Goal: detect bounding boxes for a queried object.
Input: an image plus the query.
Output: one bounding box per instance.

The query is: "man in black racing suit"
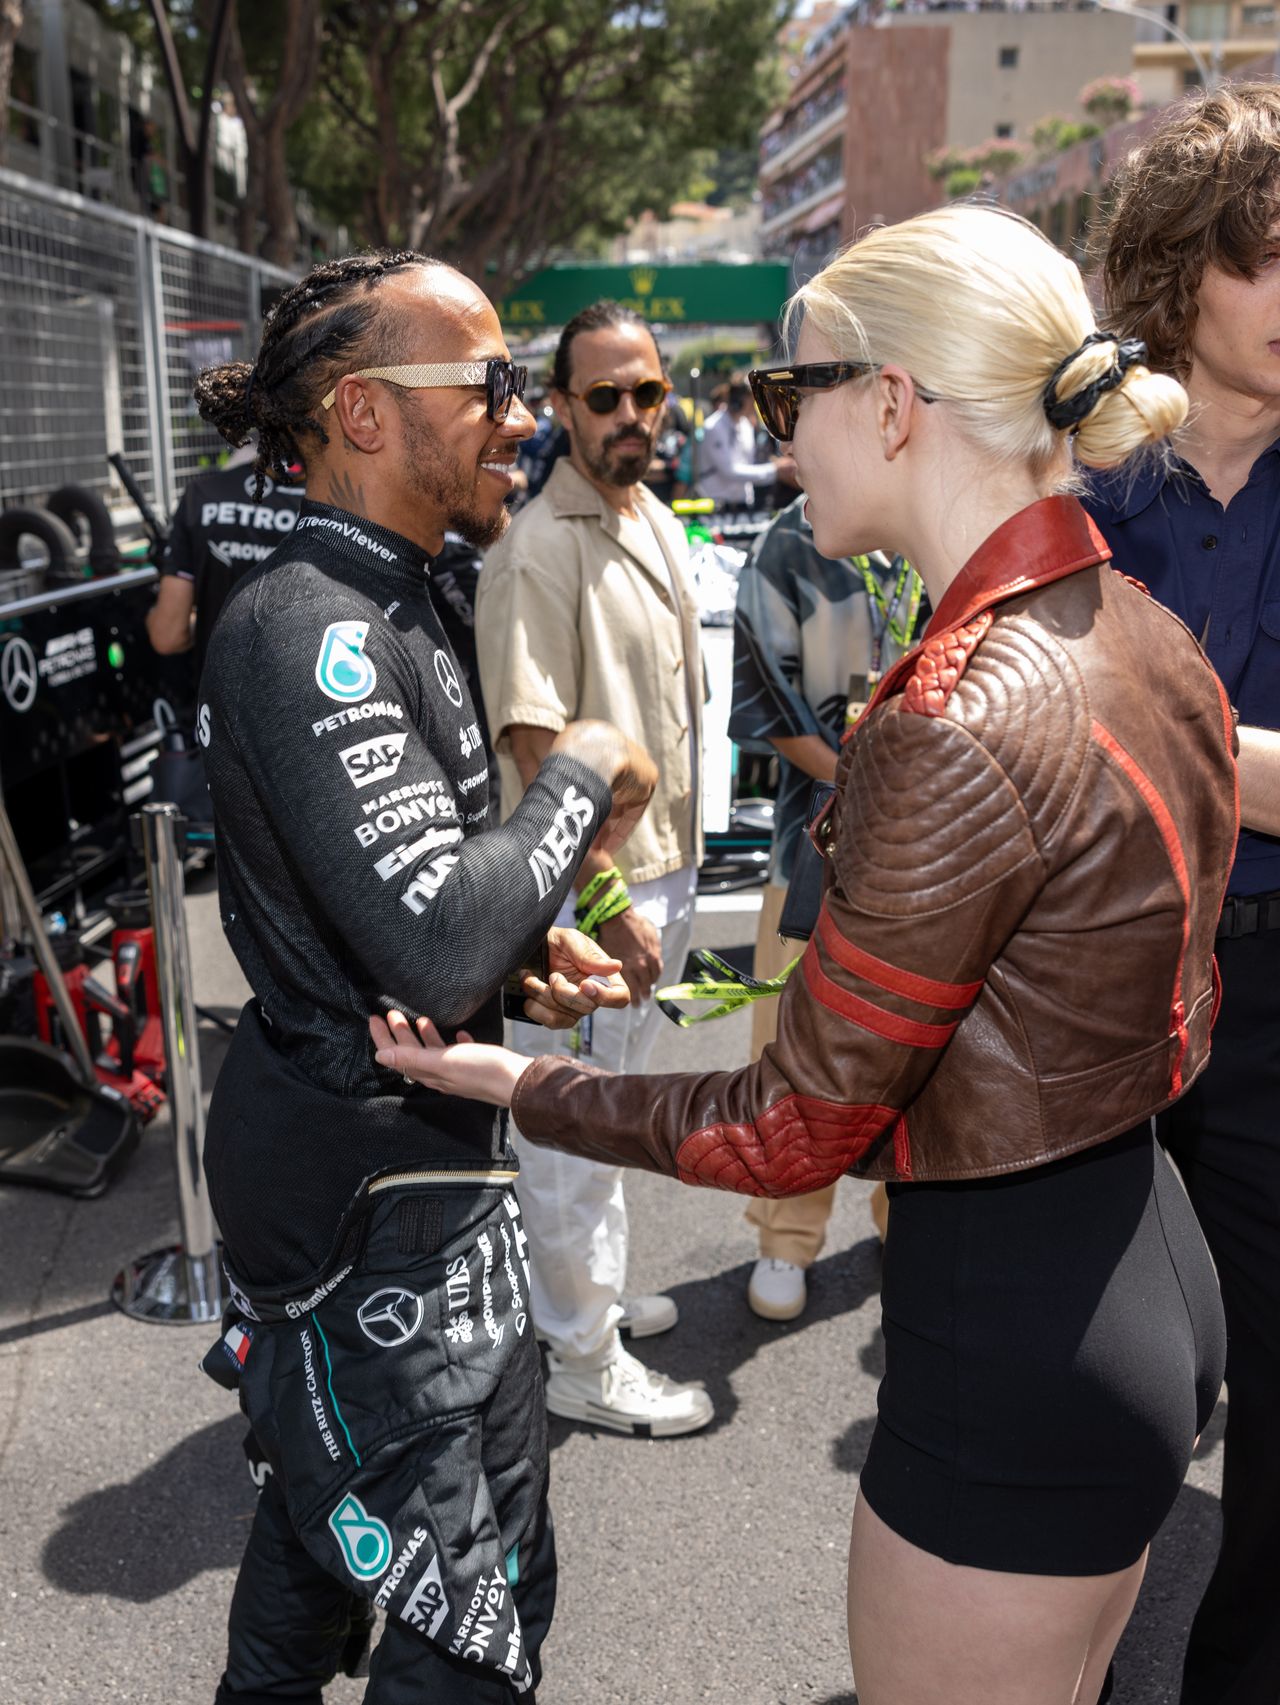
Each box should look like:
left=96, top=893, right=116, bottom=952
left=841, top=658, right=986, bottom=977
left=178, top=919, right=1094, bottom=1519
left=193, top=251, right=654, bottom=1705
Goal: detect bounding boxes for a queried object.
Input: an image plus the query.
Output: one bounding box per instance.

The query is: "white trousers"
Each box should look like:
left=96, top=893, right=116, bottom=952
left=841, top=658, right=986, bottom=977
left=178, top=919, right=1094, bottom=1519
left=508, top=877, right=695, bottom=1362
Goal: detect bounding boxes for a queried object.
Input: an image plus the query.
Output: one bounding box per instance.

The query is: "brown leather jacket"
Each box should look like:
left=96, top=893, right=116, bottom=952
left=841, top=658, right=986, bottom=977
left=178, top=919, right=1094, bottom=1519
left=513, top=497, right=1239, bottom=1191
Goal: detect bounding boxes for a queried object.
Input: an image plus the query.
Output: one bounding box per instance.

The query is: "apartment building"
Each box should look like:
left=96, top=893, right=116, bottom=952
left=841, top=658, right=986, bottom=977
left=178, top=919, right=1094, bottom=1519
left=760, top=1, right=1135, bottom=270
left=6, top=0, right=247, bottom=242
left=1131, top=0, right=1279, bottom=103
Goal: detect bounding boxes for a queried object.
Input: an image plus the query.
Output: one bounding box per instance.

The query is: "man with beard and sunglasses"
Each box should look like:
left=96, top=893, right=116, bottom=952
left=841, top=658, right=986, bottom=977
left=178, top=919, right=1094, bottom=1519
left=190, top=253, right=658, bottom=1704
left=476, top=301, right=713, bottom=1437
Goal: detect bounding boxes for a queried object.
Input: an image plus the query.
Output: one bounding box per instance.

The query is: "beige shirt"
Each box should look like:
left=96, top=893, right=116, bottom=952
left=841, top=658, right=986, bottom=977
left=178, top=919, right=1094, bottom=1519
left=476, top=458, right=704, bottom=886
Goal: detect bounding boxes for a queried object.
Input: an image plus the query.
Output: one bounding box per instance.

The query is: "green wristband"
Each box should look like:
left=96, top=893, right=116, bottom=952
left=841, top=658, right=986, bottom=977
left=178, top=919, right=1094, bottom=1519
left=576, top=866, right=623, bottom=913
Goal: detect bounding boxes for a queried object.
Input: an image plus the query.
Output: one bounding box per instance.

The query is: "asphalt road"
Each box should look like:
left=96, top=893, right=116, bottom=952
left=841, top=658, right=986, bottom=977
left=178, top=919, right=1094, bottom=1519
left=0, top=872, right=1225, bottom=1704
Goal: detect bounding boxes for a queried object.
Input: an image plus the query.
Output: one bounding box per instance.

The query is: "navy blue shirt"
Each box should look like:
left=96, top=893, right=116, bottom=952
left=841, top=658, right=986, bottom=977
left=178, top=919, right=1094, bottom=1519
left=1085, top=449, right=1280, bottom=895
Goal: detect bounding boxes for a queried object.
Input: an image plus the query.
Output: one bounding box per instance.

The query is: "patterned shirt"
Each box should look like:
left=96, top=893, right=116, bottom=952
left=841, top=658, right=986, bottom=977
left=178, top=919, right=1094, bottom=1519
left=729, top=496, right=922, bottom=882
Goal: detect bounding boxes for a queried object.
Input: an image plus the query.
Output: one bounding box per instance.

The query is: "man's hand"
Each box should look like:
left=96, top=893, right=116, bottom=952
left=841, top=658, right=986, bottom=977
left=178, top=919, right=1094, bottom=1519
left=518, top=927, right=631, bottom=1029
left=598, top=908, right=663, bottom=1003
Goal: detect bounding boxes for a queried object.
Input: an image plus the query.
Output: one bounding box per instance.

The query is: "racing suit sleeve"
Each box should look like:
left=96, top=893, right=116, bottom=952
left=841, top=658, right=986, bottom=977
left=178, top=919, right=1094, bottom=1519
left=228, top=589, right=613, bottom=1030
left=159, top=487, right=197, bottom=581
left=511, top=702, right=1046, bottom=1191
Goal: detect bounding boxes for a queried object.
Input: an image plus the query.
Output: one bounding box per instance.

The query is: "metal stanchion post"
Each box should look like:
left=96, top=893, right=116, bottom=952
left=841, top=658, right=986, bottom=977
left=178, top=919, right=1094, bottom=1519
left=112, top=803, right=224, bottom=1324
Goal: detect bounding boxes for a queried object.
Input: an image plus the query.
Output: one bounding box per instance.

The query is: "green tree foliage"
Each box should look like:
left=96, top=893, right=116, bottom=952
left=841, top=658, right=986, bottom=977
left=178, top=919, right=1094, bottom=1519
left=1030, top=113, right=1102, bottom=155
left=289, top=0, right=784, bottom=292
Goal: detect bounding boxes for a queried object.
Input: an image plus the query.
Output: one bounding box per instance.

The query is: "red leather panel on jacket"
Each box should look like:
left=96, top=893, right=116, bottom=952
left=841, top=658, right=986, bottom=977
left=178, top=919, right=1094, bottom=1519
left=512, top=496, right=1239, bottom=1188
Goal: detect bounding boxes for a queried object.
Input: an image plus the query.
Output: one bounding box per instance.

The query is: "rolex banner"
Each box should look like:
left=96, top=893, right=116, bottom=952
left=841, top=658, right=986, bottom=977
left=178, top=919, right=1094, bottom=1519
left=497, top=263, right=790, bottom=329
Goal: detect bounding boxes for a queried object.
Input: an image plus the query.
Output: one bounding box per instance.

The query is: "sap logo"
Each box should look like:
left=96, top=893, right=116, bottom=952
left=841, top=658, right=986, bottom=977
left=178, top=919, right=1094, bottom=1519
left=371, top=825, right=463, bottom=882
left=339, top=732, right=408, bottom=788
left=401, top=1553, right=450, bottom=1638
left=527, top=785, right=595, bottom=900
left=354, top=794, right=457, bottom=847
left=401, top=853, right=460, bottom=914
left=374, top=1524, right=429, bottom=1608
left=197, top=702, right=212, bottom=748
left=316, top=622, right=376, bottom=703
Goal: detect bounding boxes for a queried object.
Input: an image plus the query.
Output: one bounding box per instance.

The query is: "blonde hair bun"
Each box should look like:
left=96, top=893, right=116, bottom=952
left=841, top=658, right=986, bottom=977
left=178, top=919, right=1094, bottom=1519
left=793, top=205, right=1188, bottom=475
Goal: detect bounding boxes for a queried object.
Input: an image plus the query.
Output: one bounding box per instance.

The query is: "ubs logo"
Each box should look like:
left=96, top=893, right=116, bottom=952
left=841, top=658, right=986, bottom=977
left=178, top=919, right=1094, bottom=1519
left=356, top=1287, right=424, bottom=1347
left=1, top=637, right=37, bottom=713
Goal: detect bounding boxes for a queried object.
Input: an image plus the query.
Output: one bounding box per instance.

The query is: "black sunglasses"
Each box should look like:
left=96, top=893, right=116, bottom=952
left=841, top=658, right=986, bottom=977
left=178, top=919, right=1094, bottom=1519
left=568, top=378, right=673, bottom=416
left=748, top=361, right=936, bottom=442
left=485, top=358, right=529, bottom=423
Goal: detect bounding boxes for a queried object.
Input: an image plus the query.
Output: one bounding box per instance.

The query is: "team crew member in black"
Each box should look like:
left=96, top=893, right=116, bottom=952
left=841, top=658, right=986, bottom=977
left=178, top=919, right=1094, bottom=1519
left=147, top=449, right=304, bottom=684
left=192, top=250, right=657, bottom=1705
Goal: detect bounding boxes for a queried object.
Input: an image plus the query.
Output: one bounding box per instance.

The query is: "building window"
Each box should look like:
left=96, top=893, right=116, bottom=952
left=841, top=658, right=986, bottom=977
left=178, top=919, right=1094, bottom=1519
left=999, top=45, right=1019, bottom=67
left=1164, top=1, right=1178, bottom=18
left=1186, top=1, right=1228, bottom=34
left=1242, top=3, right=1275, bottom=23
left=995, top=122, right=1014, bottom=138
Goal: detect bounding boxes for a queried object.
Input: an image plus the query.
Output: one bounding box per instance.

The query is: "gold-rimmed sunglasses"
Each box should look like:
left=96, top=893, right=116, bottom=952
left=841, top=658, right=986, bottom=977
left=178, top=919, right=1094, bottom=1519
left=320, top=358, right=528, bottom=422
left=566, top=378, right=673, bottom=415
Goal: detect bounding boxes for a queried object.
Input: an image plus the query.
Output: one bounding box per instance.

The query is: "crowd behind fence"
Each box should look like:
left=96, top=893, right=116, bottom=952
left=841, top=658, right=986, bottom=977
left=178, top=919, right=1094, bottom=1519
left=0, top=167, right=295, bottom=526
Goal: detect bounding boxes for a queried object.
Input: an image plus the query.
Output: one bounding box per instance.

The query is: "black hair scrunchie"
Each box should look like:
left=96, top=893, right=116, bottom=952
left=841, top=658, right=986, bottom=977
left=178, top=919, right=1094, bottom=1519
left=1042, top=331, right=1148, bottom=432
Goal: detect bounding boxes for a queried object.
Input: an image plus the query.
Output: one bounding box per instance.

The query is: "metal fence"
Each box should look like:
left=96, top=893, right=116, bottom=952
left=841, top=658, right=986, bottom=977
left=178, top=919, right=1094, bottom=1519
left=0, top=166, right=294, bottom=523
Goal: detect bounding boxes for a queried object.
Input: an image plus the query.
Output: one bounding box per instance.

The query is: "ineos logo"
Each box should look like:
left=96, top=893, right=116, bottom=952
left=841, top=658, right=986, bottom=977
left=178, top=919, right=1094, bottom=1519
left=434, top=648, right=463, bottom=709
left=1, top=637, right=37, bottom=713
left=356, top=1287, right=424, bottom=1347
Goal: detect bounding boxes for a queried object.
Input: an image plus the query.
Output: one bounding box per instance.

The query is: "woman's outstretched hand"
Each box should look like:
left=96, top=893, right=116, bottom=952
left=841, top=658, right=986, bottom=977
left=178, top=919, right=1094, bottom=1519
left=370, top=1011, right=526, bottom=1106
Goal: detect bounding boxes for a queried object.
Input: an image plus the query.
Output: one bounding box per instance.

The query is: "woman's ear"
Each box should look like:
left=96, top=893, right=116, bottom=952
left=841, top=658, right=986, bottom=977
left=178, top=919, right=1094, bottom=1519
left=876, top=364, right=917, bottom=462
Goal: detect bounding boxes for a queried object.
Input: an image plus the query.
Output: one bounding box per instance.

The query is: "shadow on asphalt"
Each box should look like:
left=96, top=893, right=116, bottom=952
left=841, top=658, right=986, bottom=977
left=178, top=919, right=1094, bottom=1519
left=0, top=1299, right=115, bottom=1348
left=547, top=1233, right=885, bottom=1447
left=1112, top=1471, right=1222, bottom=1700
left=41, top=1413, right=251, bottom=1600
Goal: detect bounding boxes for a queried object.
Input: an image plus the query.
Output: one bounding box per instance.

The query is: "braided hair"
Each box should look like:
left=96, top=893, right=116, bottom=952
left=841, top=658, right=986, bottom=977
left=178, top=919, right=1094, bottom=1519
left=193, top=249, right=434, bottom=498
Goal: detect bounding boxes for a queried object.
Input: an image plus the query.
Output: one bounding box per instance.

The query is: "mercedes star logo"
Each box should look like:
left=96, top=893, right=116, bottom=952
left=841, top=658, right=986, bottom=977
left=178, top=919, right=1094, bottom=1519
left=1, top=637, right=37, bottom=714
left=357, top=1287, right=425, bottom=1347
left=434, top=648, right=464, bottom=709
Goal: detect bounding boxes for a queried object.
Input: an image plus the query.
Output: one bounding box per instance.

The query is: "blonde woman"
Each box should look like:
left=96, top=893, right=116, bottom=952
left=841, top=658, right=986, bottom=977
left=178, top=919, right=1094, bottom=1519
left=371, top=207, right=1238, bottom=1703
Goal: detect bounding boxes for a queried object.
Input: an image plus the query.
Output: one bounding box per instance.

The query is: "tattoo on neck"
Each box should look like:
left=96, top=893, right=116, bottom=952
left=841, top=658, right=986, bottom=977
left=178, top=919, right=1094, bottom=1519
left=326, top=466, right=366, bottom=517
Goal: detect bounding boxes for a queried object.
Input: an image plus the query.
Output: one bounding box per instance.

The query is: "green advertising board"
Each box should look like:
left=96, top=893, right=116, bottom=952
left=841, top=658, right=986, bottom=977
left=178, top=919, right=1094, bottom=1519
left=496, top=262, right=790, bottom=329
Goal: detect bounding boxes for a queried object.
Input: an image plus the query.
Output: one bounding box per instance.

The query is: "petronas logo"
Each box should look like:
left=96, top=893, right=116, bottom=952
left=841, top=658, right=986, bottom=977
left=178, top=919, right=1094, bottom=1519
left=329, top=1493, right=393, bottom=1580
left=630, top=267, right=657, bottom=297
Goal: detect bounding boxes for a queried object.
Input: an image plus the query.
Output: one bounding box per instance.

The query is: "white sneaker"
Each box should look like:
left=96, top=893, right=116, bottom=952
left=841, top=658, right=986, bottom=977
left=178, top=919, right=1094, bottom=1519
left=618, top=1293, right=678, bottom=1339
left=544, top=1345, right=714, bottom=1437
left=747, top=1258, right=807, bottom=1321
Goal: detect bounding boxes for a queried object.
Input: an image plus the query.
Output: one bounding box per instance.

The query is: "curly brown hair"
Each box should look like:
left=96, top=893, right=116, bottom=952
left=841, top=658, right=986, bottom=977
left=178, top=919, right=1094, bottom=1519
left=193, top=249, right=435, bottom=497
left=1094, top=83, right=1280, bottom=380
